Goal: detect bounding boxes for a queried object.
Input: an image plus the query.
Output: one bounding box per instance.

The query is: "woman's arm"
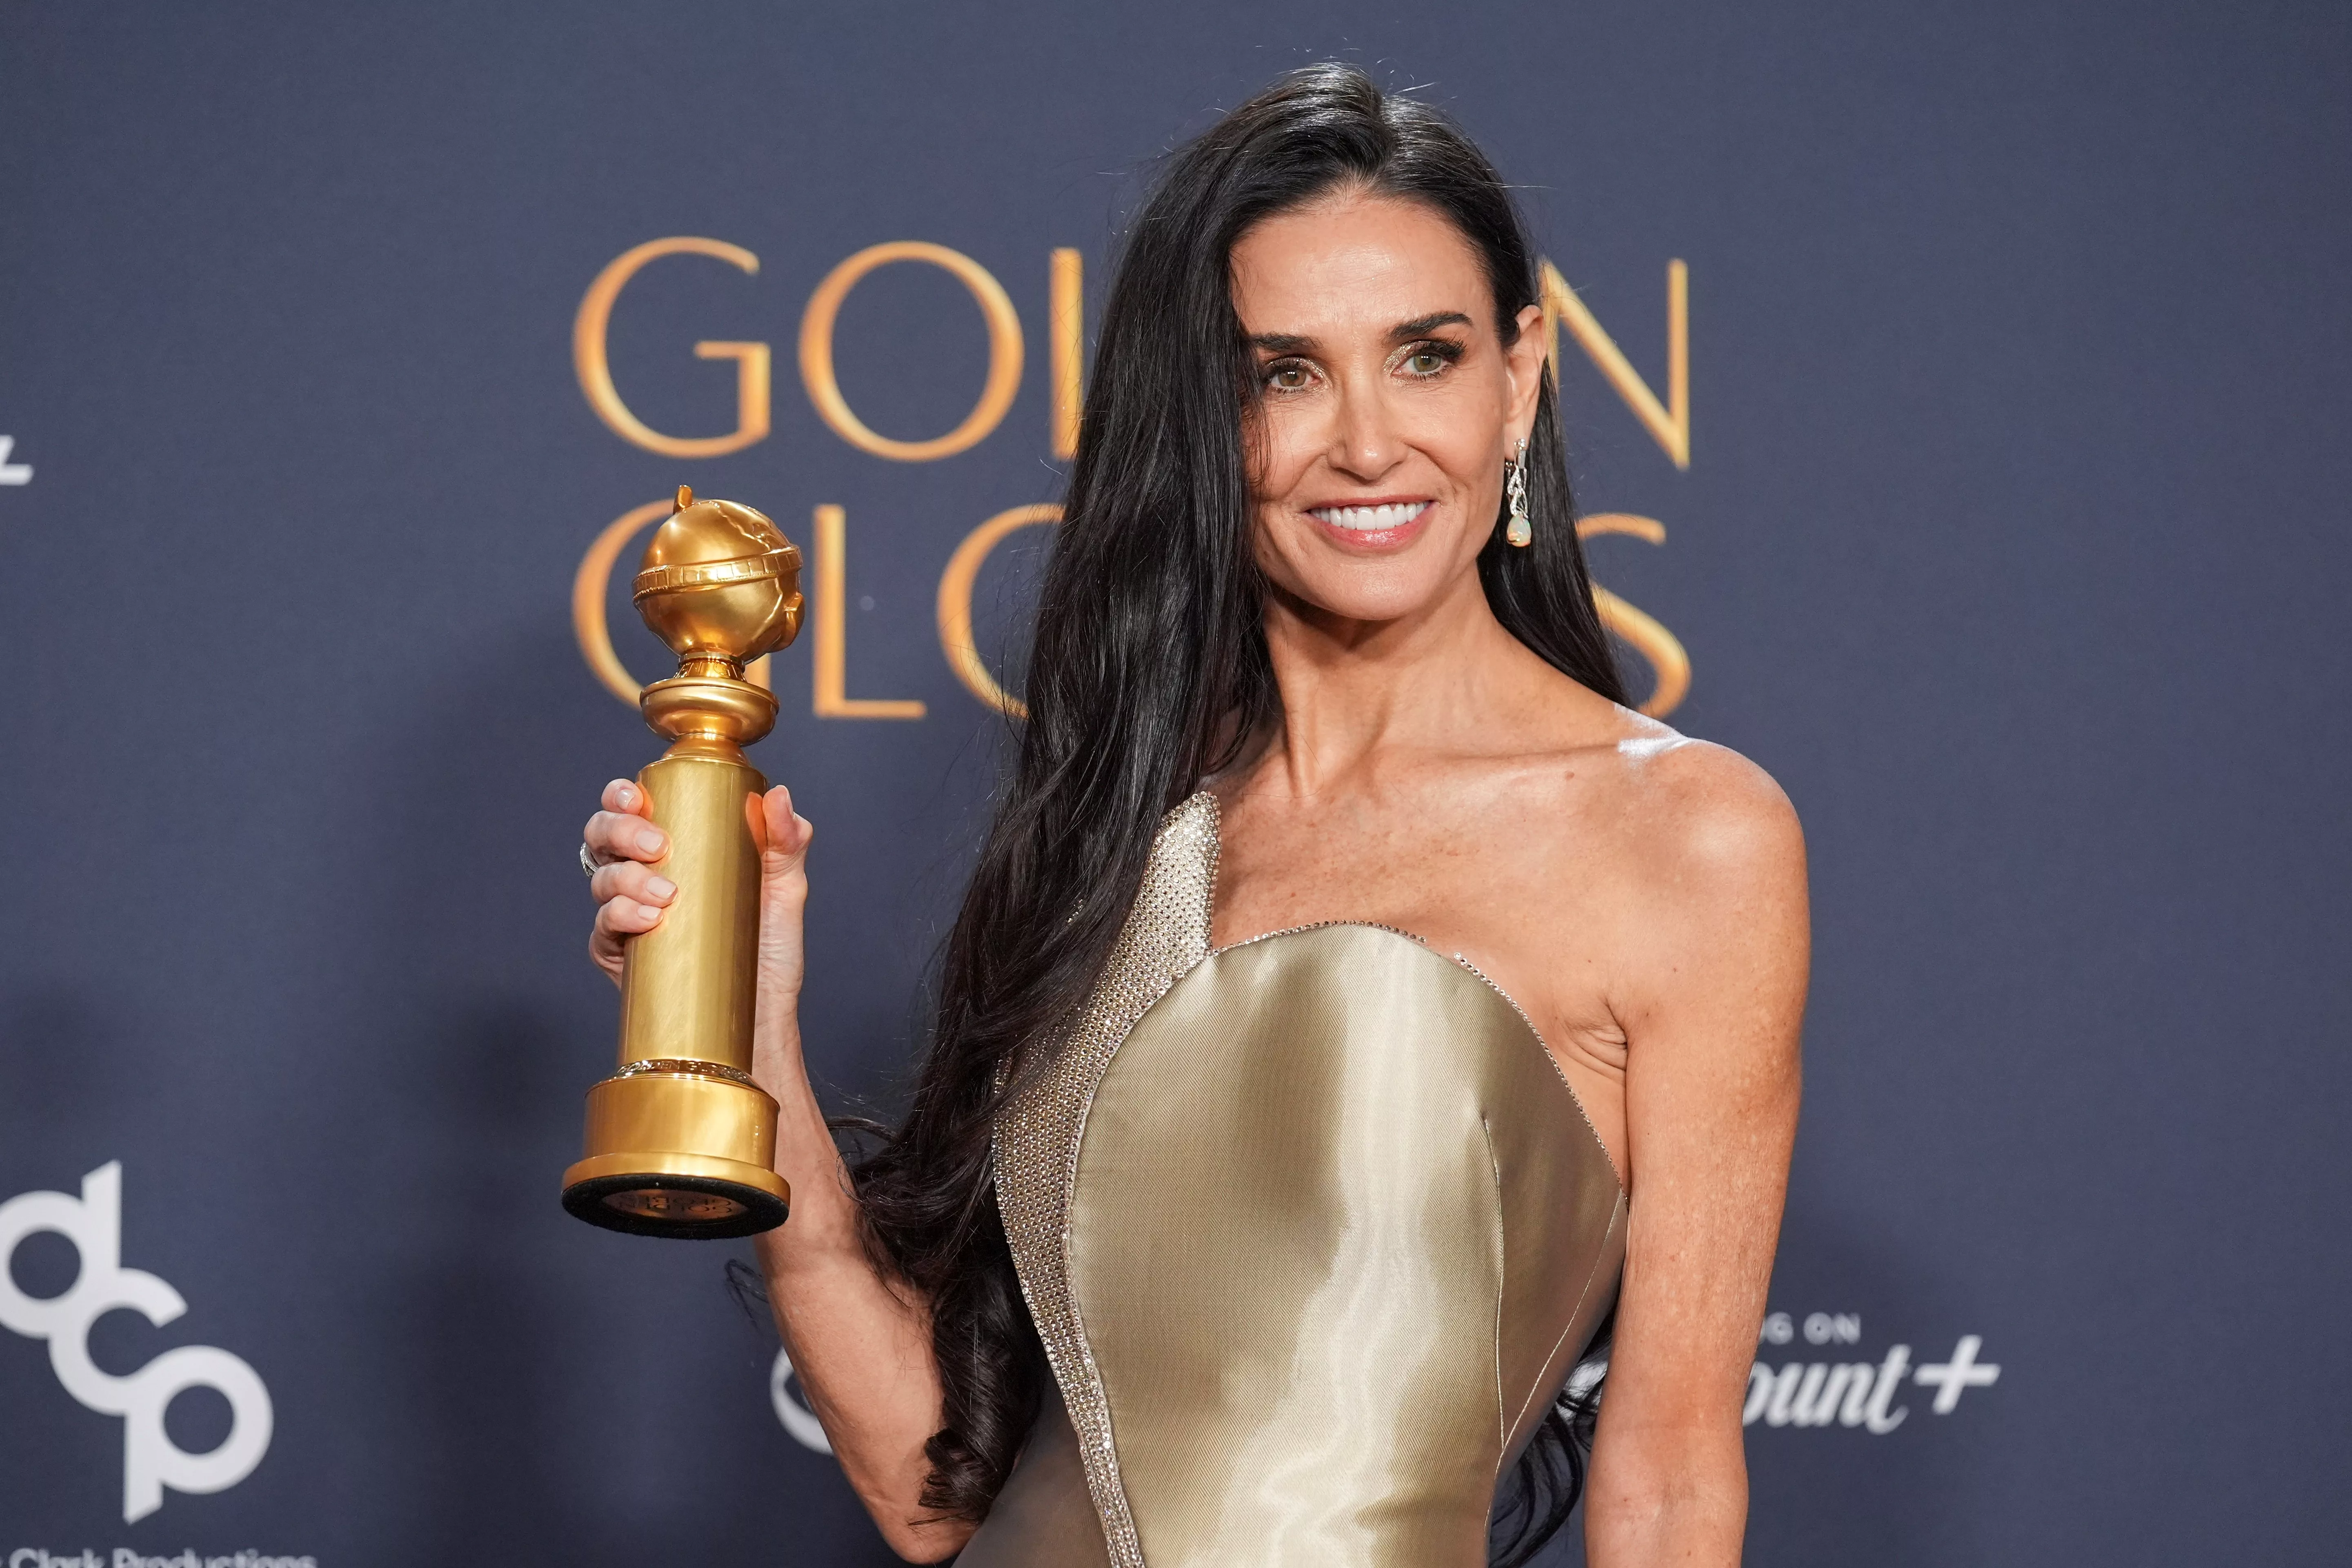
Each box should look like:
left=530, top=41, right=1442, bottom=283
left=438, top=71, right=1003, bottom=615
left=586, top=782, right=974, bottom=1562
left=1582, top=748, right=1809, bottom=1567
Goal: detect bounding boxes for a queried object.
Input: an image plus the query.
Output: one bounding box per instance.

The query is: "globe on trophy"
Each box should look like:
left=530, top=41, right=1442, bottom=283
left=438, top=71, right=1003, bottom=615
left=562, top=487, right=802, bottom=1239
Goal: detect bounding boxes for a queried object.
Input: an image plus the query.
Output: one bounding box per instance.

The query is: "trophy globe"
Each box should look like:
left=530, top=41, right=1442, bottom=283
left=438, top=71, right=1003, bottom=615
left=631, top=490, right=803, bottom=746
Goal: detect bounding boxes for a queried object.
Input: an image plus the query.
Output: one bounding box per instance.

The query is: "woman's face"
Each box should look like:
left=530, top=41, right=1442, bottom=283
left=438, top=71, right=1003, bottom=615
left=1229, top=188, right=1547, bottom=627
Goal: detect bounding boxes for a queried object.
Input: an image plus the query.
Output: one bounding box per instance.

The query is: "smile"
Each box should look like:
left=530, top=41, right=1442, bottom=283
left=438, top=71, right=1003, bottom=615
left=1306, top=501, right=1430, bottom=532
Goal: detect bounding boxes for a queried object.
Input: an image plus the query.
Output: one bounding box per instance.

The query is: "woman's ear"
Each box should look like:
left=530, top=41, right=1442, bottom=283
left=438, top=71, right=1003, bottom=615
left=1505, top=302, right=1548, bottom=440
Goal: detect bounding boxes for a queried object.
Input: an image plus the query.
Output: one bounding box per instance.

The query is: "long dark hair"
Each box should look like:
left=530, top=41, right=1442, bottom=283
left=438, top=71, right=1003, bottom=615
left=848, top=62, right=1628, bottom=1563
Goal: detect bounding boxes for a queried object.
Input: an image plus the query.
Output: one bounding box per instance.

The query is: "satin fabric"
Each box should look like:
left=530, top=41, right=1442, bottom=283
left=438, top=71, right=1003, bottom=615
left=967, top=911, right=1623, bottom=1566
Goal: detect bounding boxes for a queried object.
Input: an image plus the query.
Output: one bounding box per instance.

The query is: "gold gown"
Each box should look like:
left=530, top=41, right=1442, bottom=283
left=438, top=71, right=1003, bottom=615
left=960, top=794, right=1626, bottom=1568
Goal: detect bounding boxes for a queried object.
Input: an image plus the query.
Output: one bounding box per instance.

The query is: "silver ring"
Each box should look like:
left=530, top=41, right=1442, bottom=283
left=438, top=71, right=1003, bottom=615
left=580, top=841, right=604, bottom=880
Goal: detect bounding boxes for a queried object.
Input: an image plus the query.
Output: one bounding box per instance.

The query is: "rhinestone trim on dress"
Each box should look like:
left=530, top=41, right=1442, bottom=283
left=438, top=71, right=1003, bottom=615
left=991, top=792, right=1220, bottom=1568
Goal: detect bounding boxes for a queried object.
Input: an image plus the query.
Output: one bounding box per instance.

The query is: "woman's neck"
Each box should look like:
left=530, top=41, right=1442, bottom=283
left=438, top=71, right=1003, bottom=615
left=1252, top=565, right=1560, bottom=799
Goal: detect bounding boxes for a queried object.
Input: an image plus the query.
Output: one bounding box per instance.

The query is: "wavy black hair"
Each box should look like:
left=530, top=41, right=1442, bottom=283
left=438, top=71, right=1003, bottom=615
left=846, top=61, right=1627, bottom=1564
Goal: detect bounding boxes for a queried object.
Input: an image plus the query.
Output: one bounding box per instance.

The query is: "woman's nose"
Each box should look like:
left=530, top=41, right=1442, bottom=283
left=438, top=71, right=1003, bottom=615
left=1329, top=384, right=1405, bottom=481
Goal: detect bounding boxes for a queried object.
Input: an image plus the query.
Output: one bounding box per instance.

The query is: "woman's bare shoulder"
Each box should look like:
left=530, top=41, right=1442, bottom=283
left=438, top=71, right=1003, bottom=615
left=1569, top=712, right=1805, bottom=894
left=1533, top=711, right=1809, bottom=1036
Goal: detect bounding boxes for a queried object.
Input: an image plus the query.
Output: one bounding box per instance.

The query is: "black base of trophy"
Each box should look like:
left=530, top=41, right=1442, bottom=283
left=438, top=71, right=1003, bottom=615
left=561, top=1171, right=789, bottom=1240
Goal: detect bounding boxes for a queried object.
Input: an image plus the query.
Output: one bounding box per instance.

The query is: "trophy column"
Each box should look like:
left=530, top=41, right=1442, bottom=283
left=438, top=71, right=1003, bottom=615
left=562, top=487, right=803, bottom=1239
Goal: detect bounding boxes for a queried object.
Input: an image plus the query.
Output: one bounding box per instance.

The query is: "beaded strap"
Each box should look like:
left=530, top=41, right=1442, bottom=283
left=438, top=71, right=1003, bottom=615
left=991, top=793, right=1219, bottom=1568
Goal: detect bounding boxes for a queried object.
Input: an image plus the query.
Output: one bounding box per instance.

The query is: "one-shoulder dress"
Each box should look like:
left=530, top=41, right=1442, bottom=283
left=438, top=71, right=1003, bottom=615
left=958, top=792, right=1626, bottom=1568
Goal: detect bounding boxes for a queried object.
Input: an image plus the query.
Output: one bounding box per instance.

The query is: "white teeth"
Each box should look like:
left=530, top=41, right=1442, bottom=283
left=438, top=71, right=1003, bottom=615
left=1308, top=502, right=1429, bottom=531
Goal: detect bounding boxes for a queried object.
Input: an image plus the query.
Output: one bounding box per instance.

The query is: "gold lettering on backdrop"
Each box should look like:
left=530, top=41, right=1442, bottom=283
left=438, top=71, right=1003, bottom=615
left=938, top=504, right=1061, bottom=716
left=569, top=237, right=1698, bottom=720
left=1050, top=249, right=1084, bottom=460
left=574, top=500, right=772, bottom=703
left=811, top=505, right=926, bottom=718
left=574, top=238, right=772, bottom=458
left=1540, top=259, right=1690, bottom=470
left=800, top=242, right=1024, bottom=462
left=1576, top=513, right=1689, bottom=717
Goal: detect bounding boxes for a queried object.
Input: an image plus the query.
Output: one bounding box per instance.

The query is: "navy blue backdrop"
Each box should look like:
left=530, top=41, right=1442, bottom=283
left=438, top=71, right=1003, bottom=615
left=2, top=3, right=2348, bottom=1564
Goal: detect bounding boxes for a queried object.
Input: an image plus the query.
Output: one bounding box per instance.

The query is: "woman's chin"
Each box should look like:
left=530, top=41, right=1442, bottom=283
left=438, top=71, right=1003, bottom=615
left=1280, top=568, right=1457, bottom=627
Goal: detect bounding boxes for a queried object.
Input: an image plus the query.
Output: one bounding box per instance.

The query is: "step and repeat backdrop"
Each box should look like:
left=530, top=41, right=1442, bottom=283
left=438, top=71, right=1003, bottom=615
left=2, top=3, right=2346, bottom=1564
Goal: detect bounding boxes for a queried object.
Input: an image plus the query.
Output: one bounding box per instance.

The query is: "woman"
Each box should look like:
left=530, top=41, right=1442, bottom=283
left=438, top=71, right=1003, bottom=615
left=582, top=64, right=1805, bottom=1568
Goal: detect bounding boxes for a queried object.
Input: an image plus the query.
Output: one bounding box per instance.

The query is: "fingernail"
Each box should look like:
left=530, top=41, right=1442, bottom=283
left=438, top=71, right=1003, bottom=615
left=635, top=828, right=664, bottom=854
left=616, top=784, right=637, bottom=807
left=646, top=876, right=676, bottom=901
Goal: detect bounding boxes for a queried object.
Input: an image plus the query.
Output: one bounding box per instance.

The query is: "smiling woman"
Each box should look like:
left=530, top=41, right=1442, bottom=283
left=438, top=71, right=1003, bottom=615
left=1237, top=199, right=1550, bottom=614
left=581, top=60, right=1807, bottom=1568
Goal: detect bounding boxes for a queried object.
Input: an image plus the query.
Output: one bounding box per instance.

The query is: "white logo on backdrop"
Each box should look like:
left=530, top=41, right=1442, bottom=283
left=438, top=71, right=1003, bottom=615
left=0, top=436, right=30, bottom=485
left=1745, top=1310, right=1999, bottom=1432
left=770, top=1346, right=833, bottom=1453
left=0, top=1164, right=275, bottom=1521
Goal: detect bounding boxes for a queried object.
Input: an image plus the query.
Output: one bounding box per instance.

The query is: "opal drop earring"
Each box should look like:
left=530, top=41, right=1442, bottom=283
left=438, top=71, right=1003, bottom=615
left=1504, top=436, right=1532, bottom=547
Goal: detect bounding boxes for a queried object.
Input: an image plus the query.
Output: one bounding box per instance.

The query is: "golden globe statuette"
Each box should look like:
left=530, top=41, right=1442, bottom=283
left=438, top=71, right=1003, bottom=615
left=562, top=487, right=803, bottom=1239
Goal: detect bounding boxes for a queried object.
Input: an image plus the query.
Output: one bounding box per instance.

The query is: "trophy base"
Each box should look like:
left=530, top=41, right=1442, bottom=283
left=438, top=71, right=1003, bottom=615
left=561, top=1065, right=789, bottom=1239
left=561, top=1151, right=790, bottom=1239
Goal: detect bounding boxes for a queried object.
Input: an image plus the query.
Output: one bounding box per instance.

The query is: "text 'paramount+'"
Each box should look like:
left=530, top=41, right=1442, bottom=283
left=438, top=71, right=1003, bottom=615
left=1746, top=1311, right=2001, bottom=1432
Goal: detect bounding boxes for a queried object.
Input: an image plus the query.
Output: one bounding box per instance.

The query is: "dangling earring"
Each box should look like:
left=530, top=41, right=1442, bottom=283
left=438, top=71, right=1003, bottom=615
left=1504, top=436, right=1532, bottom=547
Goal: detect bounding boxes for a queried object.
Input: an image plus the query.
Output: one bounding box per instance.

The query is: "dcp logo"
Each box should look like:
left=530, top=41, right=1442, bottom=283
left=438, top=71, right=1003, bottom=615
left=0, top=1163, right=273, bottom=1521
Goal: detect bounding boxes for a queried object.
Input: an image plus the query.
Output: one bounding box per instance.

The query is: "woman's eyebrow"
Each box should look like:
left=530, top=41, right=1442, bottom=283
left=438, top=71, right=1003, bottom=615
left=1248, top=311, right=1472, bottom=356
left=1389, top=311, right=1472, bottom=340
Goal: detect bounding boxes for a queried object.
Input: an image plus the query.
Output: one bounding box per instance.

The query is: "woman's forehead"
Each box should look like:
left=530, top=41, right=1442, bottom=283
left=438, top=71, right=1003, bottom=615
left=1230, top=192, right=1489, bottom=338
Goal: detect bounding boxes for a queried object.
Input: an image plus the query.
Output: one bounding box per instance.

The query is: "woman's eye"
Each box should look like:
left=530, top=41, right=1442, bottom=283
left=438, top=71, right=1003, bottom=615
left=1267, top=363, right=1313, bottom=391
left=1404, top=349, right=1449, bottom=376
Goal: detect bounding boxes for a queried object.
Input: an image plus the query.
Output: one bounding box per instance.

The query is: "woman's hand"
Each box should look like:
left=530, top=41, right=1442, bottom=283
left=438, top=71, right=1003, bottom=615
left=582, top=779, right=815, bottom=1000
left=749, top=783, right=816, bottom=1054
left=747, top=785, right=819, bottom=1120
left=582, top=778, right=675, bottom=985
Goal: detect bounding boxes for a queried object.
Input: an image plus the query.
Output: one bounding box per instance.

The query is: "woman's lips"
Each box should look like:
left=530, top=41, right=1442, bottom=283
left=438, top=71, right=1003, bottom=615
left=1305, top=499, right=1432, bottom=550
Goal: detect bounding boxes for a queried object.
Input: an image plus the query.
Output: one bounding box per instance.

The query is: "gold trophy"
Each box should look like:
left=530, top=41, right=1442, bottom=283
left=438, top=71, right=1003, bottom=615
left=562, top=487, right=803, bottom=1239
